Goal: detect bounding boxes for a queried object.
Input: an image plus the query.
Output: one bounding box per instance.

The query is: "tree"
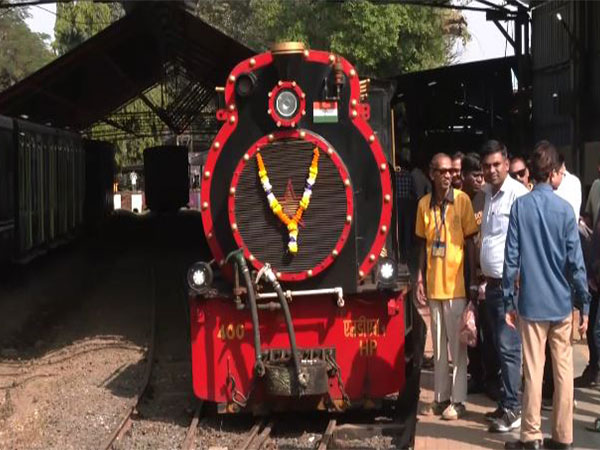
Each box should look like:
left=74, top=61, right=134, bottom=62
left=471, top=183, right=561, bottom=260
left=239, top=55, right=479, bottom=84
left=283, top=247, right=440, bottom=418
left=53, top=1, right=164, bottom=168
left=0, top=7, right=53, bottom=91
left=53, top=1, right=123, bottom=56
left=194, top=0, right=468, bottom=78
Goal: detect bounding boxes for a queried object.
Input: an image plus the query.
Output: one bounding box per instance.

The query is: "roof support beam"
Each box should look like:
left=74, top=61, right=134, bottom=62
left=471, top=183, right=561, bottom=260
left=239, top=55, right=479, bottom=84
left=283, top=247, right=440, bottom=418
left=36, top=84, right=142, bottom=137
left=492, top=20, right=516, bottom=50
left=101, top=54, right=179, bottom=132
left=101, top=117, right=141, bottom=137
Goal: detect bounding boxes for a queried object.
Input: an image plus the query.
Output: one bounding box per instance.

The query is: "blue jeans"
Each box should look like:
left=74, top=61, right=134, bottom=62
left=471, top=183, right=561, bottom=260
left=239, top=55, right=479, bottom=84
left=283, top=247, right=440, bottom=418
left=485, top=284, right=522, bottom=411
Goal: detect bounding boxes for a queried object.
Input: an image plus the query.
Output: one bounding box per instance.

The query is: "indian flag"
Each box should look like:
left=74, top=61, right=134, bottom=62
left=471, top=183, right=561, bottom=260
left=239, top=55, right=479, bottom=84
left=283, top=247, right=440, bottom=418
left=313, top=101, right=338, bottom=123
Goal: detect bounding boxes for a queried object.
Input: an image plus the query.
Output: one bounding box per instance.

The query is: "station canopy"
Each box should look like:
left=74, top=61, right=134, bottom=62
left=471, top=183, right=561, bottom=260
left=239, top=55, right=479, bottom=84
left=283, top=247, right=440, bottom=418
left=0, top=2, right=254, bottom=140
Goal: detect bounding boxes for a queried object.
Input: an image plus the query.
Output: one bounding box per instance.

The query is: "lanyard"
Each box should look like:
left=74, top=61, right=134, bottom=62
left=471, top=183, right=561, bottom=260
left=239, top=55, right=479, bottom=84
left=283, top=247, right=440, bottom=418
left=433, top=201, right=446, bottom=240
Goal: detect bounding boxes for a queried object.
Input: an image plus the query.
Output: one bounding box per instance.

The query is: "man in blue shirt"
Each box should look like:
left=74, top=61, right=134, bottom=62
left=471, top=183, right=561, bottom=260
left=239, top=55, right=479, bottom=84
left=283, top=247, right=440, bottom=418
left=503, top=141, right=590, bottom=450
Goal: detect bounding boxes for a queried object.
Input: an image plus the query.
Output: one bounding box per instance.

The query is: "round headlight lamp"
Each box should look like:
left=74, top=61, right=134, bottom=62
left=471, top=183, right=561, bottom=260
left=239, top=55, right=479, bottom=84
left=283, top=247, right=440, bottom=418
left=187, top=261, right=213, bottom=294
left=376, top=257, right=397, bottom=289
left=274, top=89, right=299, bottom=118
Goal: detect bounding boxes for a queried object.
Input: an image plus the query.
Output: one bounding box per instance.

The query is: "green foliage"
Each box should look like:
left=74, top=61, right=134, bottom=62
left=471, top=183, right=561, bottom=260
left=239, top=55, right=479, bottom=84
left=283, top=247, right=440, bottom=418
left=0, top=8, right=53, bottom=91
left=194, top=0, right=468, bottom=77
left=53, top=1, right=160, bottom=168
left=89, top=87, right=168, bottom=168
left=53, top=1, right=124, bottom=55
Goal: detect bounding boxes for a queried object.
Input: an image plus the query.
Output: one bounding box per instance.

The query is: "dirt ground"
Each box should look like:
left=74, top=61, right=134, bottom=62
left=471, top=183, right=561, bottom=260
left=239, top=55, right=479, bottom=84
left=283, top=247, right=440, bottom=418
left=0, top=211, right=208, bottom=450
left=0, top=240, right=153, bottom=449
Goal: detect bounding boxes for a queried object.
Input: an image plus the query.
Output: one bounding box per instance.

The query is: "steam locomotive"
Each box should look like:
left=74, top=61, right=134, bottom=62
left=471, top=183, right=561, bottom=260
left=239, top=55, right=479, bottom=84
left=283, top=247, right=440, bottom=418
left=188, top=43, right=419, bottom=419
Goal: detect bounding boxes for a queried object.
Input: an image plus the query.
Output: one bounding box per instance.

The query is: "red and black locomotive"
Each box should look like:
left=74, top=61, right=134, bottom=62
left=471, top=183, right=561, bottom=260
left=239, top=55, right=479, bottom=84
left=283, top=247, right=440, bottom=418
left=188, top=42, right=419, bottom=417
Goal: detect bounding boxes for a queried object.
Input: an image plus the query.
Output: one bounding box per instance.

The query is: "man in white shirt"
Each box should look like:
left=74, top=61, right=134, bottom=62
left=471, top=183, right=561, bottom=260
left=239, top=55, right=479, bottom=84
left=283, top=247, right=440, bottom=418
left=480, top=140, right=530, bottom=433
left=555, top=157, right=582, bottom=220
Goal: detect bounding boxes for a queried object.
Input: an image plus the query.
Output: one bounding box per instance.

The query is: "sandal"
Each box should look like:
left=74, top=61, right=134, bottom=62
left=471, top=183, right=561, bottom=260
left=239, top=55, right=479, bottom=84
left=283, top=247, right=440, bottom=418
left=586, top=418, right=600, bottom=433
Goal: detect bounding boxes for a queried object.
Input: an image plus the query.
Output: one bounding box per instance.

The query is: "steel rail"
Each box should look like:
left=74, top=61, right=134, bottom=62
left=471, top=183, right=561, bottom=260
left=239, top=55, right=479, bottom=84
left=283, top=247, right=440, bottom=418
left=240, top=419, right=274, bottom=450
left=181, top=405, right=205, bottom=450
left=100, top=267, right=157, bottom=450
left=317, top=419, right=337, bottom=450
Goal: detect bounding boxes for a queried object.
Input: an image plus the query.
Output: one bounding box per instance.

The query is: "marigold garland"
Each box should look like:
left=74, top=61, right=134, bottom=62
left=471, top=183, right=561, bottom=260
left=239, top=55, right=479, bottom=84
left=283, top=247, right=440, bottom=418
left=256, top=147, right=320, bottom=253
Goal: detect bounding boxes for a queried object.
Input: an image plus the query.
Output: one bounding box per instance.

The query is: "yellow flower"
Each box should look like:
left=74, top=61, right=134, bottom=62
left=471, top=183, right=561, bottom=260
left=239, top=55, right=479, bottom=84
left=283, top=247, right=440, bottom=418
left=256, top=147, right=320, bottom=254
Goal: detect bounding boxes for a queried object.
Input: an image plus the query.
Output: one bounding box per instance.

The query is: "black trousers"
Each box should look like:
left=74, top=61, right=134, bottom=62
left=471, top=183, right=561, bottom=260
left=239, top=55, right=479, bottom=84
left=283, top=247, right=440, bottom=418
left=468, top=299, right=501, bottom=388
left=587, top=291, right=600, bottom=371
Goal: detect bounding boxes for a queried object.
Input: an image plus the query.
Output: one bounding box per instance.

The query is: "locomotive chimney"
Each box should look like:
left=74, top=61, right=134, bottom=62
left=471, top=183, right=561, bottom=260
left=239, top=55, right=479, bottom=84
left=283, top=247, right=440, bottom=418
left=270, top=42, right=305, bottom=81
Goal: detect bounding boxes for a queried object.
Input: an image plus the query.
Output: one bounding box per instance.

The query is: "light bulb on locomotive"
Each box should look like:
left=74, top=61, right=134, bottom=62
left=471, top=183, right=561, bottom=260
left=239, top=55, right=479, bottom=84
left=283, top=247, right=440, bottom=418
left=376, top=257, right=398, bottom=289
left=187, top=261, right=213, bottom=294
left=274, top=90, right=299, bottom=118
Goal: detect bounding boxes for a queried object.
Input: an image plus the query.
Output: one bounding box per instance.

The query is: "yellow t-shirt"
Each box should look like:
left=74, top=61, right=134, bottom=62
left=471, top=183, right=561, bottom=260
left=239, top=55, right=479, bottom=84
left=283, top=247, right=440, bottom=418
left=415, top=189, right=478, bottom=300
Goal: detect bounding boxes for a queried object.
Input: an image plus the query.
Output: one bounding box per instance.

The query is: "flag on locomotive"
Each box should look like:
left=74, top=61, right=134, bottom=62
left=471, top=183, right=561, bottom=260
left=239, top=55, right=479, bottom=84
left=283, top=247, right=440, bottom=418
left=187, top=42, right=418, bottom=416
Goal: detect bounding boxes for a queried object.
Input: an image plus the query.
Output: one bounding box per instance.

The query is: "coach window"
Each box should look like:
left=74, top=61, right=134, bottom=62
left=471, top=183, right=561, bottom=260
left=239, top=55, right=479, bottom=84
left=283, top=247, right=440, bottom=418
left=0, top=129, right=14, bottom=227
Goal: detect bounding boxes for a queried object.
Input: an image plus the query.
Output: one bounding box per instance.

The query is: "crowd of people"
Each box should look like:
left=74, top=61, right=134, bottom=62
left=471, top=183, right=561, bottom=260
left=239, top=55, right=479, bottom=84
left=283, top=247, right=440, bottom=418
left=398, top=140, right=600, bottom=449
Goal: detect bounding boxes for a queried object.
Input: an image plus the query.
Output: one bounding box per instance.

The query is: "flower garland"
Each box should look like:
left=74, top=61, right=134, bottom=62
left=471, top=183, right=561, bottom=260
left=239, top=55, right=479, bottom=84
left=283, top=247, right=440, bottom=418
left=256, top=147, right=320, bottom=254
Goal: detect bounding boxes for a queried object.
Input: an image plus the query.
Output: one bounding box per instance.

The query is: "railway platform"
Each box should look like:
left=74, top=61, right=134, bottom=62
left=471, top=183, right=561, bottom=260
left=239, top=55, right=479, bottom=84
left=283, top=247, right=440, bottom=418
left=415, top=333, right=600, bottom=449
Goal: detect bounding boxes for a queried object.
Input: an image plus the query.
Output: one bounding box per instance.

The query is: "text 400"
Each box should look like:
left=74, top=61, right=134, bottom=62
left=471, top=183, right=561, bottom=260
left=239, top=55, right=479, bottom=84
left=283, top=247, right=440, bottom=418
left=217, top=323, right=245, bottom=340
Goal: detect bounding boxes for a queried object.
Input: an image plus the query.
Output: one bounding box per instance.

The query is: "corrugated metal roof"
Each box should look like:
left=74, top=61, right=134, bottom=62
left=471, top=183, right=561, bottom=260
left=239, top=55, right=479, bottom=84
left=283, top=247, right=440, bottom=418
left=0, top=3, right=254, bottom=131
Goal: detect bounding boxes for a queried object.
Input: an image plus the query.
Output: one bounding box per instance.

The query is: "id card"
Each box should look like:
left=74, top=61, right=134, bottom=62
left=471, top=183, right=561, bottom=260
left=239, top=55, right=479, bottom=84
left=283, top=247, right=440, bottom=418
left=432, top=240, right=446, bottom=258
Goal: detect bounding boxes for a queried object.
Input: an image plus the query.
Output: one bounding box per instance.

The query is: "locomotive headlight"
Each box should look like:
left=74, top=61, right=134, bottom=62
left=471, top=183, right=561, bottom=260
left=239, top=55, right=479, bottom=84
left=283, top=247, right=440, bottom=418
left=376, top=257, right=397, bottom=289
left=274, top=89, right=299, bottom=118
left=187, top=261, right=213, bottom=294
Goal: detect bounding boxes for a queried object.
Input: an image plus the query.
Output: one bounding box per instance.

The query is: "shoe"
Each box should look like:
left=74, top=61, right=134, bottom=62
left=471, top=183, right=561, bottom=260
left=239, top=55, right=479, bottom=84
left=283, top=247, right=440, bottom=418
left=489, top=408, right=521, bottom=433
left=574, top=366, right=599, bottom=388
left=504, top=439, right=542, bottom=449
left=485, top=406, right=505, bottom=422
left=422, top=355, right=434, bottom=369
left=442, top=402, right=466, bottom=420
left=421, top=399, right=450, bottom=416
left=542, top=438, right=573, bottom=449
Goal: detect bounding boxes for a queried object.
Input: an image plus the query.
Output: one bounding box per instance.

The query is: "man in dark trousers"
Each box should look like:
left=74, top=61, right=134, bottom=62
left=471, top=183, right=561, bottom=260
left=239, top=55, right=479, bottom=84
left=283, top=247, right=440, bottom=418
left=462, top=153, right=501, bottom=400
left=480, top=141, right=529, bottom=432
left=503, top=141, right=590, bottom=450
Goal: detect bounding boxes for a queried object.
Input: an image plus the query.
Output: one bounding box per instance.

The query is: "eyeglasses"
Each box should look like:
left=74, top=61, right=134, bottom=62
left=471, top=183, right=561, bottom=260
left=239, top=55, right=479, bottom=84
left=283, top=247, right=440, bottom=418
left=433, top=168, right=453, bottom=175
left=510, top=168, right=527, bottom=179
left=467, top=172, right=484, bottom=179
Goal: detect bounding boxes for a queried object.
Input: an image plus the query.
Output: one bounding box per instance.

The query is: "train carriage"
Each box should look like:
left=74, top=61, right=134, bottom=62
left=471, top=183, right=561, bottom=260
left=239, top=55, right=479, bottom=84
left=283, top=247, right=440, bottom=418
left=0, top=115, right=114, bottom=264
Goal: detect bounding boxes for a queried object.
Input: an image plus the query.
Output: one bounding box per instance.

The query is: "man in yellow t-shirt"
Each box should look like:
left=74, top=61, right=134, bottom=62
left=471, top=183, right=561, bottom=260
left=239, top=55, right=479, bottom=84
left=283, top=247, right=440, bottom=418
left=415, top=153, right=478, bottom=421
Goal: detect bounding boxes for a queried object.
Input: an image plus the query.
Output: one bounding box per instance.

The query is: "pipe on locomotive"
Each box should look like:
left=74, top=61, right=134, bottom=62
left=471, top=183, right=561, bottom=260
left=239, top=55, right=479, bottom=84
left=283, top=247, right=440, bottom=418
left=257, top=263, right=307, bottom=391
left=226, top=249, right=265, bottom=378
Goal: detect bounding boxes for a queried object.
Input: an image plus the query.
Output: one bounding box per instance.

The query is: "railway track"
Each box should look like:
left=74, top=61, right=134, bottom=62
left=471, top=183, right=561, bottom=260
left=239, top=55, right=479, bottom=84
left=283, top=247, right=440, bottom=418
left=101, top=244, right=204, bottom=450
left=101, top=265, right=158, bottom=450
left=235, top=414, right=407, bottom=450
